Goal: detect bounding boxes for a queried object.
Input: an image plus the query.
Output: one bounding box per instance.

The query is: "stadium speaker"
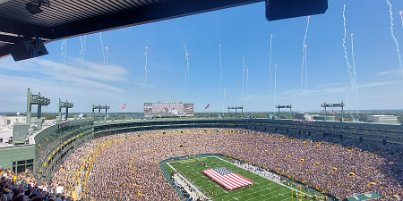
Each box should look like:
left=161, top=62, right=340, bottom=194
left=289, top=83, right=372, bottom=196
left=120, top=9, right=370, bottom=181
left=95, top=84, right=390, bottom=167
left=11, top=37, right=48, bottom=61
left=265, top=0, right=328, bottom=21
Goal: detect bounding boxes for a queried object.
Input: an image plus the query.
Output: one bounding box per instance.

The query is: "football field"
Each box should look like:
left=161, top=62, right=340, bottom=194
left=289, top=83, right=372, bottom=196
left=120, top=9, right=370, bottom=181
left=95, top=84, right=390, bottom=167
left=168, top=156, right=320, bottom=201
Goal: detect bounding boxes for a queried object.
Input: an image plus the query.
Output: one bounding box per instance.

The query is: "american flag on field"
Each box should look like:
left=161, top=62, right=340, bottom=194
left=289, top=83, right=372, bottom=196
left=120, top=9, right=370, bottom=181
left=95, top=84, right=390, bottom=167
left=203, top=167, right=253, bottom=190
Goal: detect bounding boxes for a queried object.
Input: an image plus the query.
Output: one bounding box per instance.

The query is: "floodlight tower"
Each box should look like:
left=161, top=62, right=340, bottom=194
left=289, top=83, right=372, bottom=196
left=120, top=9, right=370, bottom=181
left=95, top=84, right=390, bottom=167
left=58, top=98, right=74, bottom=120
left=92, top=104, right=110, bottom=113
left=321, top=101, right=344, bottom=122
left=227, top=106, right=244, bottom=114
left=26, top=88, right=50, bottom=124
left=275, top=104, right=292, bottom=119
left=92, top=104, right=110, bottom=120
left=103, top=105, right=110, bottom=115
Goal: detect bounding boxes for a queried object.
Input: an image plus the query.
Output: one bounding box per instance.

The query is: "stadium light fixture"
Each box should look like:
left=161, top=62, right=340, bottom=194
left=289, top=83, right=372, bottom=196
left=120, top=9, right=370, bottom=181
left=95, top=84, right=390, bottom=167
left=266, top=0, right=328, bottom=21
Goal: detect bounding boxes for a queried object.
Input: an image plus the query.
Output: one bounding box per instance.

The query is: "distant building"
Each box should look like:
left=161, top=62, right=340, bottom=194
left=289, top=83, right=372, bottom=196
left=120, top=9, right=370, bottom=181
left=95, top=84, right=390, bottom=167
left=367, top=115, right=399, bottom=125
left=301, top=114, right=338, bottom=122
left=0, top=116, right=26, bottom=126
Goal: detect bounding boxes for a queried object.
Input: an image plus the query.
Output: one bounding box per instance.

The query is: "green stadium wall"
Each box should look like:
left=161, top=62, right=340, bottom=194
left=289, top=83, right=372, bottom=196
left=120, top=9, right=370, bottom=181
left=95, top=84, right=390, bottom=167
left=0, top=144, right=35, bottom=171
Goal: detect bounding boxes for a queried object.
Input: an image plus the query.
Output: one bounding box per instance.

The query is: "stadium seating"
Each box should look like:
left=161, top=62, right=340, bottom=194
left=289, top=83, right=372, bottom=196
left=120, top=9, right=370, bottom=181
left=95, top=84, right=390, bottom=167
left=46, top=128, right=403, bottom=200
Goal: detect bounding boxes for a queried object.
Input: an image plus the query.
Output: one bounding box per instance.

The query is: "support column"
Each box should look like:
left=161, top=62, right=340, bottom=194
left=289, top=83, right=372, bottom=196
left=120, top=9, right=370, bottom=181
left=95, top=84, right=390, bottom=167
left=341, top=102, right=344, bottom=122
left=26, top=88, right=32, bottom=124
left=59, top=98, right=62, bottom=121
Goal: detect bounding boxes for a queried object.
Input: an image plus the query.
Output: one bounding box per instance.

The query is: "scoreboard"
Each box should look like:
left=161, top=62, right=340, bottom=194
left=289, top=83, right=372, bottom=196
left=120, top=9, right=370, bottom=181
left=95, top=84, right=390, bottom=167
left=144, top=102, right=194, bottom=117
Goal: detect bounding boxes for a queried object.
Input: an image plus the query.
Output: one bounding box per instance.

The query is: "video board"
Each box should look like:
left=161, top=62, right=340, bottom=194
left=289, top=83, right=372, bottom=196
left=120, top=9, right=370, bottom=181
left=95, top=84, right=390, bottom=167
left=144, top=102, right=194, bottom=117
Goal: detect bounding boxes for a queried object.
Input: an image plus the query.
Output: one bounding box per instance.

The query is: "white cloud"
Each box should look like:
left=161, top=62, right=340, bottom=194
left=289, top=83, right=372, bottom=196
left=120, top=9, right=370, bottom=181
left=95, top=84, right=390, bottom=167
left=0, top=57, right=128, bottom=93
left=377, top=69, right=403, bottom=78
left=0, top=56, right=402, bottom=112
left=357, top=80, right=400, bottom=89
left=37, top=58, right=128, bottom=82
left=282, top=86, right=349, bottom=97
left=0, top=57, right=133, bottom=112
left=265, top=74, right=403, bottom=111
left=241, top=94, right=269, bottom=102
left=133, top=82, right=155, bottom=89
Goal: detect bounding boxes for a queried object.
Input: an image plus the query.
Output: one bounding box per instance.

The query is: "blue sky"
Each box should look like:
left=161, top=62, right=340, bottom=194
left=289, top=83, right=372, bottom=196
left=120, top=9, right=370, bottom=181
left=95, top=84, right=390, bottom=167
left=0, top=0, right=403, bottom=113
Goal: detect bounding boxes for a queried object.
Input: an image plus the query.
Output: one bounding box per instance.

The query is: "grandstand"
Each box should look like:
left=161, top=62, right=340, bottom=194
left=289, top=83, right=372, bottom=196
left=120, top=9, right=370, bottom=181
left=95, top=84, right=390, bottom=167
left=1, top=115, right=403, bottom=200
left=47, top=126, right=402, bottom=200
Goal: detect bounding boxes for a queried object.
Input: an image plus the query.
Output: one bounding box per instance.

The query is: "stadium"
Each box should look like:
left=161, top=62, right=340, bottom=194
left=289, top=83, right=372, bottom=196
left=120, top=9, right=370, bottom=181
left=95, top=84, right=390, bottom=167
left=1, top=116, right=402, bottom=200
left=1, top=0, right=403, bottom=201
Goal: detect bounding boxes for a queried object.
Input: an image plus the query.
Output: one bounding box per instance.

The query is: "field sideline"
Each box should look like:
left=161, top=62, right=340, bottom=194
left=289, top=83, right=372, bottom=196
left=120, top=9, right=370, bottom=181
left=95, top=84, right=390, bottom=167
left=168, top=156, right=319, bottom=201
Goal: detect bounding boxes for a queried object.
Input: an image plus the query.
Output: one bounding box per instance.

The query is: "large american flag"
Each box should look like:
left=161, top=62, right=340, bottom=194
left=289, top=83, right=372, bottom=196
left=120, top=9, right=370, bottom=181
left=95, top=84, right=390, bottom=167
left=203, top=167, right=253, bottom=190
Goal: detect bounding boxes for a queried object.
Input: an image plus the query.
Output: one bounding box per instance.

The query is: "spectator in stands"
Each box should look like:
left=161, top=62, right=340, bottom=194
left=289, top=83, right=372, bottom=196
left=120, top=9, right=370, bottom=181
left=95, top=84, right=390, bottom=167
left=49, top=128, right=402, bottom=200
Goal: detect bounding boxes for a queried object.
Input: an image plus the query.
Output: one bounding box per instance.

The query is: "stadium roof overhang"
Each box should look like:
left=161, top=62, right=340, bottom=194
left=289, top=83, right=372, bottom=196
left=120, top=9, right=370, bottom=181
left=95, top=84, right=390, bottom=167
left=0, top=0, right=327, bottom=61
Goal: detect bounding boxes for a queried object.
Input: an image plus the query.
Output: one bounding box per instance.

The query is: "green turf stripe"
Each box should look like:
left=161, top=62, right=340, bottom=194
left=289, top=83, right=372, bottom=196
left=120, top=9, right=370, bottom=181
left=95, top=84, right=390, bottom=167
left=170, top=156, right=320, bottom=201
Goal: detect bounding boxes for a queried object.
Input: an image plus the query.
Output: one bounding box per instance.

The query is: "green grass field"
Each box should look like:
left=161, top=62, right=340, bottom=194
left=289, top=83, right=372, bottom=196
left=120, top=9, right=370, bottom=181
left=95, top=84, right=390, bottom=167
left=168, top=156, right=320, bottom=201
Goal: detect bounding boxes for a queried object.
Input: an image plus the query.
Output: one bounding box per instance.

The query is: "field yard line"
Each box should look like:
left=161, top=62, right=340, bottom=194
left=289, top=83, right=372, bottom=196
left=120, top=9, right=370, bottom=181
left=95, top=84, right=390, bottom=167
left=166, top=162, right=177, bottom=172
left=238, top=185, right=285, bottom=201
left=225, top=181, right=277, bottom=198
left=242, top=185, right=285, bottom=201
left=212, top=156, right=311, bottom=197
left=168, top=162, right=211, bottom=200
left=280, top=196, right=292, bottom=201
left=263, top=188, right=290, bottom=201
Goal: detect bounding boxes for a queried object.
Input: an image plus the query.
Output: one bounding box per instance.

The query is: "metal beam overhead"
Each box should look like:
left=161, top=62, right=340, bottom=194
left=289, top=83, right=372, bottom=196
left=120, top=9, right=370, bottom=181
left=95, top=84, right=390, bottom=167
left=0, top=0, right=328, bottom=60
left=0, top=35, right=19, bottom=44
left=48, top=0, right=263, bottom=39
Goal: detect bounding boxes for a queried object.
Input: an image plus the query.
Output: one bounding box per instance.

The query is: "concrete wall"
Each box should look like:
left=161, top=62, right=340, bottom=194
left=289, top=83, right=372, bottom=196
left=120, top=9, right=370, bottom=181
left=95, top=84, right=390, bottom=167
left=0, top=116, right=26, bottom=126
left=0, top=144, right=35, bottom=169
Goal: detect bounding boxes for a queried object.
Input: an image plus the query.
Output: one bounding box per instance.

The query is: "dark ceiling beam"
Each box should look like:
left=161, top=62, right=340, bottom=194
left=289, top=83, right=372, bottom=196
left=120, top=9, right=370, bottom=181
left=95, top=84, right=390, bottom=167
left=0, top=44, right=11, bottom=58
left=0, top=17, right=50, bottom=38
left=0, top=34, right=19, bottom=44
left=47, top=0, right=263, bottom=39
left=0, top=0, right=263, bottom=59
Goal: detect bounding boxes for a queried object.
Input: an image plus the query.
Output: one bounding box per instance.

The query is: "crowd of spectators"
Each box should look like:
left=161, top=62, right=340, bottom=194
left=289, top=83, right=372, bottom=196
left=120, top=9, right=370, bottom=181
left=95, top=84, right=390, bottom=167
left=0, top=167, right=73, bottom=201
left=50, top=128, right=402, bottom=200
